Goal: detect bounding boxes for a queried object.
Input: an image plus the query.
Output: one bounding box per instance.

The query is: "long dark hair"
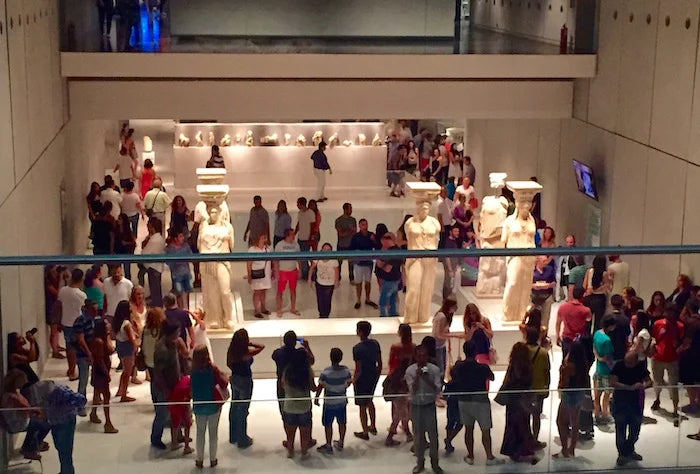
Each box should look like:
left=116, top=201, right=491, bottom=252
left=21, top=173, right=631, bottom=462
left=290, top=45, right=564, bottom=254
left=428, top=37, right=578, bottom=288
left=111, top=300, right=132, bottom=335
left=420, top=336, right=437, bottom=359
left=507, top=342, right=532, bottom=387
left=438, top=298, right=457, bottom=326
left=566, top=340, right=588, bottom=388
left=276, top=200, right=288, bottom=216
left=591, top=255, right=606, bottom=289
left=87, top=181, right=100, bottom=199
left=285, top=348, right=311, bottom=390
left=525, top=307, right=542, bottom=329
left=375, top=223, right=389, bottom=243
left=227, top=329, right=250, bottom=367
left=647, top=291, right=666, bottom=313
left=398, top=323, right=412, bottom=345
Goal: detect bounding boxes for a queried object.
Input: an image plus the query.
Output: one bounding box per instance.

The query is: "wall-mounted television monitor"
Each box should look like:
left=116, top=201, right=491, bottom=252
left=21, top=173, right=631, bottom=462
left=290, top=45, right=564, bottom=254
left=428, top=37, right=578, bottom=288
left=573, top=159, right=598, bottom=200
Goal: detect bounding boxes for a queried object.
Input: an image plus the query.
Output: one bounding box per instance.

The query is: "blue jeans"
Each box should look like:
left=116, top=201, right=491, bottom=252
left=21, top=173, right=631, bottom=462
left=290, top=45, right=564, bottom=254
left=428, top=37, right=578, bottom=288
left=51, top=416, right=76, bottom=474
left=436, top=345, right=447, bottom=379
left=298, top=240, right=310, bottom=280
left=613, top=403, right=642, bottom=457
left=229, top=375, right=253, bottom=445
left=149, top=371, right=170, bottom=445
left=77, top=357, right=90, bottom=399
left=22, top=418, right=50, bottom=453
left=128, top=214, right=140, bottom=239
left=379, top=279, right=400, bottom=316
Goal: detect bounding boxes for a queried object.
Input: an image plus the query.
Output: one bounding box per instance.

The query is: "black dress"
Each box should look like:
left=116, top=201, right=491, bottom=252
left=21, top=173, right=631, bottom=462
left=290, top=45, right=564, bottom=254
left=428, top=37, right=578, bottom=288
left=500, top=372, right=535, bottom=459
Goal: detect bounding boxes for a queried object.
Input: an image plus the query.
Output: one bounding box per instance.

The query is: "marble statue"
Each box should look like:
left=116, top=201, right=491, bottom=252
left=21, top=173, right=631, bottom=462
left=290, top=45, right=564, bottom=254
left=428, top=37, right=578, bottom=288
left=403, top=182, right=441, bottom=325
left=208, top=131, right=216, bottom=146
left=246, top=130, right=254, bottom=147
left=143, top=135, right=153, bottom=153
left=328, top=133, right=339, bottom=148
left=261, top=133, right=279, bottom=146
left=372, top=133, right=383, bottom=146
left=501, top=181, right=542, bottom=323
left=284, top=133, right=292, bottom=146
left=358, top=133, right=367, bottom=146
left=234, top=133, right=242, bottom=145
left=220, top=134, right=232, bottom=147
left=342, top=140, right=353, bottom=147
left=476, top=173, right=509, bottom=298
left=312, top=131, right=324, bottom=147
left=296, top=134, right=307, bottom=146
left=178, top=134, right=190, bottom=147
left=195, top=131, right=204, bottom=146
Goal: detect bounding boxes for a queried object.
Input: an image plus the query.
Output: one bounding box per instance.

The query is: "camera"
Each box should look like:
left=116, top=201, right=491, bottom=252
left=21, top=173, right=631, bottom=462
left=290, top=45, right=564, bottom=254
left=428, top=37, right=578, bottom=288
left=420, top=366, right=429, bottom=374
left=27, top=328, right=38, bottom=336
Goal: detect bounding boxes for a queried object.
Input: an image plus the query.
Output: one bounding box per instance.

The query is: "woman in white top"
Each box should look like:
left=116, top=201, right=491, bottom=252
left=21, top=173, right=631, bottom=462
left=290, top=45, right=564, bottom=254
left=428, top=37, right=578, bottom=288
left=631, top=311, right=653, bottom=362
left=308, top=242, right=339, bottom=318
left=189, top=306, right=213, bottom=357
left=447, top=145, right=463, bottom=181
left=431, top=298, right=459, bottom=379
left=141, top=307, right=165, bottom=376
left=129, top=285, right=147, bottom=383
left=120, top=181, right=146, bottom=239
left=247, top=234, right=272, bottom=319
left=113, top=300, right=138, bottom=402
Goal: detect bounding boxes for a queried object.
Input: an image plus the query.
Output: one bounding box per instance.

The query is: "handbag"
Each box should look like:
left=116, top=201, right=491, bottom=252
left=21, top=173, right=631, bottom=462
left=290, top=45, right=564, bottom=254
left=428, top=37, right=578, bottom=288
left=250, top=268, right=265, bottom=280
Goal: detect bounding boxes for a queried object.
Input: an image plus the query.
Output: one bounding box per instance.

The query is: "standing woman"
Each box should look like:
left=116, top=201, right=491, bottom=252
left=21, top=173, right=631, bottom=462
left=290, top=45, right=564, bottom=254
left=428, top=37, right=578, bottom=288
left=308, top=200, right=322, bottom=251
left=44, top=265, right=63, bottom=359
left=430, top=148, right=448, bottom=185
left=170, top=195, right=192, bottom=237
left=554, top=340, right=588, bottom=459
left=86, top=181, right=103, bottom=243
left=452, top=193, right=474, bottom=244
left=406, top=140, right=419, bottom=176
left=388, top=323, right=416, bottom=373
left=308, top=243, right=340, bottom=318
left=583, top=255, right=611, bottom=330
left=247, top=234, right=272, bottom=319
left=140, top=159, right=156, bottom=200
left=88, top=319, right=118, bottom=433
left=227, top=329, right=265, bottom=448
left=282, top=349, right=318, bottom=458
left=83, top=267, right=105, bottom=318
left=191, top=345, right=228, bottom=469
left=463, top=303, right=494, bottom=366
left=141, top=307, right=165, bottom=384
left=539, top=226, right=556, bottom=269
left=115, top=214, right=137, bottom=280
left=447, top=144, right=462, bottom=182
left=499, top=342, right=537, bottom=463
left=273, top=200, right=292, bottom=247
left=647, top=291, right=666, bottom=324
left=130, top=285, right=148, bottom=383
left=432, top=298, right=459, bottom=379
left=113, top=300, right=138, bottom=402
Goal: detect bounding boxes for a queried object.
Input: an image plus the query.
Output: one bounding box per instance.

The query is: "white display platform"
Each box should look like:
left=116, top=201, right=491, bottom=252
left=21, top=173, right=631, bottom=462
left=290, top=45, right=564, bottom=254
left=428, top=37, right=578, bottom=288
left=174, top=145, right=387, bottom=190
left=208, top=315, right=520, bottom=378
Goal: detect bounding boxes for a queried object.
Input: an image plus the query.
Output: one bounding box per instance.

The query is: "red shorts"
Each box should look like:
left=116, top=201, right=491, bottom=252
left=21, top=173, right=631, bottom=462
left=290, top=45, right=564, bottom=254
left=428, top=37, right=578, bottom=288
left=277, top=269, right=298, bottom=293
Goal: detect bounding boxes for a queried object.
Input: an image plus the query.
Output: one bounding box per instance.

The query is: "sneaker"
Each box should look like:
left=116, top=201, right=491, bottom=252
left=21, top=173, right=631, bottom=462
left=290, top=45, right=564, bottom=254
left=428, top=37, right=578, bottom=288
left=616, top=456, right=627, bottom=466
left=317, top=444, right=333, bottom=455
left=354, top=431, right=369, bottom=440
left=238, top=437, right=254, bottom=449
left=464, top=456, right=474, bottom=465
left=432, top=466, right=444, bottom=474
left=332, top=440, right=344, bottom=451
left=385, top=438, right=400, bottom=447
left=183, top=446, right=194, bottom=455
left=486, top=457, right=506, bottom=466
left=651, top=399, right=661, bottom=411
left=628, top=452, right=643, bottom=461
left=151, top=440, right=167, bottom=450
left=412, top=465, right=425, bottom=474
left=534, top=440, right=547, bottom=450
left=444, top=442, right=454, bottom=456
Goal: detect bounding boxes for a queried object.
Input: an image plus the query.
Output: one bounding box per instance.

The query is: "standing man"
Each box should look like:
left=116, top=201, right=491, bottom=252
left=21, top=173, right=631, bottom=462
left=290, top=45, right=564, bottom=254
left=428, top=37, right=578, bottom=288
left=272, top=331, right=315, bottom=421
left=295, top=197, right=315, bottom=281
left=555, top=287, right=593, bottom=357
left=163, top=293, right=194, bottom=350
left=607, top=294, right=631, bottom=365
left=165, top=228, right=193, bottom=309
left=558, top=234, right=577, bottom=301
left=436, top=186, right=453, bottom=247
left=375, top=233, right=404, bottom=317
left=463, top=156, right=476, bottom=186
left=274, top=229, right=301, bottom=317
left=611, top=352, right=652, bottom=467
left=143, top=178, right=171, bottom=231
left=442, top=226, right=461, bottom=299
left=243, top=195, right=270, bottom=247
left=103, top=265, right=133, bottom=320
left=141, top=218, right=166, bottom=307
left=100, top=175, right=122, bottom=220
left=650, top=305, right=684, bottom=425
left=608, top=255, right=630, bottom=296
left=58, top=269, right=87, bottom=381
left=593, top=315, right=616, bottom=425
left=311, top=141, right=331, bottom=202
left=114, top=145, right=135, bottom=189
left=567, top=256, right=589, bottom=301
left=532, top=255, right=556, bottom=332
left=350, top=219, right=378, bottom=310
left=352, top=321, right=382, bottom=441
left=335, top=203, right=357, bottom=282
left=72, top=299, right=98, bottom=417
left=405, top=344, right=443, bottom=474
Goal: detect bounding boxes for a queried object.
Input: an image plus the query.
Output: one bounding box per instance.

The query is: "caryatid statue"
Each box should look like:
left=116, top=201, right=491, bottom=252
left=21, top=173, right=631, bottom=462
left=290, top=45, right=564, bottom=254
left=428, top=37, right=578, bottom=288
left=403, top=182, right=442, bottom=325
left=501, top=181, right=542, bottom=322
left=196, top=183, right=235, bottom=329
left=476, top=173, right=509, bottom=298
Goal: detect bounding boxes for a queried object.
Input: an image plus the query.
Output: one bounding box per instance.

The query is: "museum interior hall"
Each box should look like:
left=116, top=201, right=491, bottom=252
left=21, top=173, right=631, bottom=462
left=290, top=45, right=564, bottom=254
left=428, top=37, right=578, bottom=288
left=0, top=1, right=700, bottom=473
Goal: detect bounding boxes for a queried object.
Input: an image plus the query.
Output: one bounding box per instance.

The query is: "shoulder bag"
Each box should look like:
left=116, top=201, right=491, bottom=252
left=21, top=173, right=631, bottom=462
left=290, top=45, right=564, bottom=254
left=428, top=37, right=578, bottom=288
left=145, top=190, right=160, bottom=218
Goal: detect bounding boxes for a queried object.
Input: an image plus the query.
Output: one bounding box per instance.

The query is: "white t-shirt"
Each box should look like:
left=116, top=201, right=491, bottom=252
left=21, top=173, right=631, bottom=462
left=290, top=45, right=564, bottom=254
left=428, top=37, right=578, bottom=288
left=57, top=286, right=87, bottom=327
left=431, top=311, right=448, bottom=348
left=100, top=188, right=123, bottom=220
left=142, top=233, right=167, bottom=272
left=103, top=277, right=133, bottom=316
left=633, top=328, right=652, bottom=361
left=454, top=184, right=474, bottom=202
left=275, top=240, right=301, bottom=272
left=314, top=259, right=339, bottom=286
left=118, top=154, right=134, bottom=180
left=116, top=319, right=132, bottom=342
left=436, top=197, right=454, bottom=227
left=120, top=192, right=141, bottom=217
left=608, top=261, right=630, bottom=296
left=248, top=245, right=270, bottom=271
left=296, top=209, right=316, bottom=241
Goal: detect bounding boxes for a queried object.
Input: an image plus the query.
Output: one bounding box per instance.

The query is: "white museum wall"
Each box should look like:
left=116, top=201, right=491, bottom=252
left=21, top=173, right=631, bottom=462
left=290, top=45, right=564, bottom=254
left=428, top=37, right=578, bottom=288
left=169, top=0, right=454, bottom=38
left=470, top=0, right=576, bottom=43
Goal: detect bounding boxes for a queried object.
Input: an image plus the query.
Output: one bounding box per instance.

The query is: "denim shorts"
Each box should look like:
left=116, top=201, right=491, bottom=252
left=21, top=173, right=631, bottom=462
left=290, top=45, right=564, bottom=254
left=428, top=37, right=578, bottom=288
left=172, top=273, right=193, bottom=294
left=322, top=404, right=347, bottom=427
left=283, top=411, right=312, bottom=427
left=63, top=326, right=77, bottom=350
left=116, top=340, right=135, bottom=358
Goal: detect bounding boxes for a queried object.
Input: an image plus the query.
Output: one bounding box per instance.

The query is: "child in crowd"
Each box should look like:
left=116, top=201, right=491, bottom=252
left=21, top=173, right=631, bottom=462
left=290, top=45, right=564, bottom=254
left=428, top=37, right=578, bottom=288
left=168, top=375, right=193, bottom=454
left=315, top=348, right=352, bottom=454
left=190, top=307, right=212, bottom=357
left=382, top=358, right=412, bottom=446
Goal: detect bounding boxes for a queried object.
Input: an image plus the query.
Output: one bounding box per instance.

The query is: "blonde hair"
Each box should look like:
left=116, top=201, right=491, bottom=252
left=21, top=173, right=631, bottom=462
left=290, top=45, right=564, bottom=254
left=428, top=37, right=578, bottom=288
left=130, top=285, right=145, bottom=303
left=195, top=307, right=206, bottom=320
left=192, top=345, right=211, bottom=371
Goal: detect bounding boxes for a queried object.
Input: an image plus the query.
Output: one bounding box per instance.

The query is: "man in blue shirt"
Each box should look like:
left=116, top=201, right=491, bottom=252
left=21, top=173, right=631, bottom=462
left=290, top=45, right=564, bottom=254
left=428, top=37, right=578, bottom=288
left=72, top=299, right=99, bottom=415
left=532, top=255, right=556, bottom=331
left=310, top=141, right=332, bottom=202
left=350, top=219, right=378, bottom=310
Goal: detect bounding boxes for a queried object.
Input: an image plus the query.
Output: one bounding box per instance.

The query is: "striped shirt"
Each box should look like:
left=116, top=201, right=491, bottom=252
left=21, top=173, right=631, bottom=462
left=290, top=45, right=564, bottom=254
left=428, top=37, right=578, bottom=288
left=319, top=365, right=351, bottom=406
